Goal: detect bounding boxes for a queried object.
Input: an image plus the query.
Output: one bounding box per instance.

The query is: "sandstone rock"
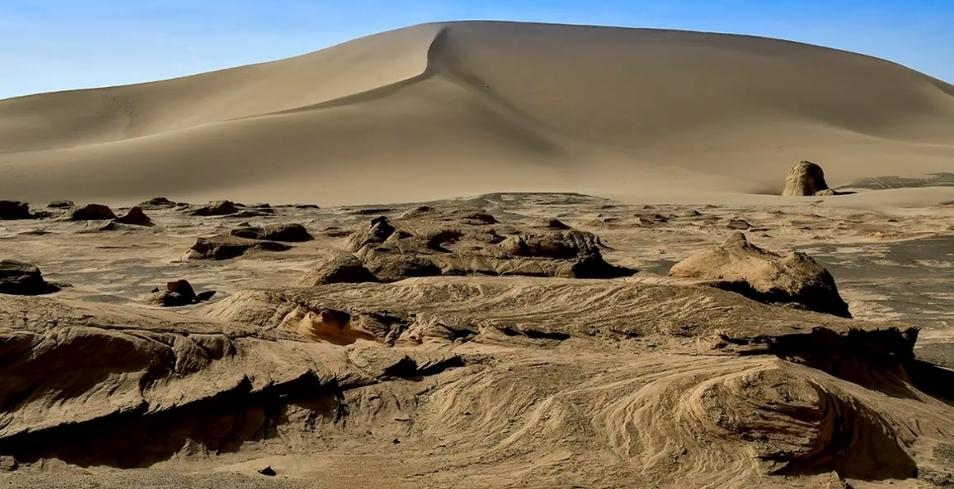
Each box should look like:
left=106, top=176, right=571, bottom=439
left=70, top=204, right=117, bottom=221
left=0, top=455, right=17, bottom=472
left=231, top=223, right=312, bottom=242
left=0, top=201, right=32, bottom=220
left=0, top=260, right=59, bottom=295
left=727, top=218, right=751, bottom=230
left=187, top=235, right=291, bottom=260
left=782, top=161, right=833, bottom=197
left=46, top=200, right=73, bottom=209
left=146, top=279, right=215, bottom=307
left=299, top=250, right=379, bottom=286
left=114, top=207, right=154, bottom=226
left=348, top=216, right=397, bottom=251
left=498, top=231, right=602, bottom=259
left=545, top=218, right=571, bottom=230
left=138, top=197, right=178, bottom=209
left=190, top=200, right=238, bottom=216
left=669, top=232, right=850, bottom=317
left=358, top=249, right=442, bottom=282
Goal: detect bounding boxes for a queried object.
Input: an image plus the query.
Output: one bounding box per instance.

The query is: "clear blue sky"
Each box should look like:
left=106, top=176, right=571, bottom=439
left=2, top=0, right=953, bottom=99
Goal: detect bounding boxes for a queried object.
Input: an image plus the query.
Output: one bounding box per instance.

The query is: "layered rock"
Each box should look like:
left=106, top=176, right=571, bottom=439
left=299, top=250, right=379, bottom=286
left=0, top=260, right=59, bottom=295
left=187, top=235, right=291, bottom=260
left=114, top=207, right=154, bottom=226
left=669, top=232, right=850, bottom=317
left=231, top=223, right=312, bottom=242
left=69, top=204, right=117, bottom=221
left=782, top=161, right=835, bottom=196
left=0, top=201, right=33, bottom=220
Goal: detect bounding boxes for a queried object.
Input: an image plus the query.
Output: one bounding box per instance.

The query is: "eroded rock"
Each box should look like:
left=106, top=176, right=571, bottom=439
left=0, top=201, right=33, bottom=220
left=782, top=161, right=834, bottom=197
left=0, top=260, right=59, bottom=295
left=187, top=235, right=291, bottom=260
left=299, top=250, right=379, bottom=286
left=190, top=200, right=238, bottom=217
left=231, top=223, right=312, bottom=242
left=669, top=232, right=850, bottom=317
left=70, top=204, right=117, bottom=221
left=146, top=280, right=215, bottom=307
left=114, top=207, right=154, bottom=226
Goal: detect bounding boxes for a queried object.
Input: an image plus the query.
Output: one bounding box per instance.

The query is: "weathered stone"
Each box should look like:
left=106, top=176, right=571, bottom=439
left=669, top=232, right=850, bottom=317
left=70, top=204, right=117, bottom=221
left=299, top=250, right=379, bottom=286
left=782, top=161, right=832, bottom=197
left=0, top=260, right=59, bottom=295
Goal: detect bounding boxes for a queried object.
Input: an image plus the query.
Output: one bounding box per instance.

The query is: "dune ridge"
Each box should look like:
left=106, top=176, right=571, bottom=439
left=1, top=21, right=953, bottom=205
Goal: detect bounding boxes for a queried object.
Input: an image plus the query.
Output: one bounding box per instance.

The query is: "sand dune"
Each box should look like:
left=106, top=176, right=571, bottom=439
left=1, top=21, right=953, bottom=205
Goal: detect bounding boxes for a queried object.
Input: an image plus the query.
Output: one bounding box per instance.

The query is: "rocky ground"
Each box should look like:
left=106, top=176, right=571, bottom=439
left=1, top=192, right=953, bottom=488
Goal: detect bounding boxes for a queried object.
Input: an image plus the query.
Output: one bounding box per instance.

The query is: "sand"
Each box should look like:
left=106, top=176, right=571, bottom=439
left=0, top=21, right=952, bottom=206
left=2, top=20, right=954, bottom=489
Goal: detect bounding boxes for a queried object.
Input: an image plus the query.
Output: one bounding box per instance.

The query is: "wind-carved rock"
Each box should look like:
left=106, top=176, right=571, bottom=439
left=782, top=161, right=835, bottom=196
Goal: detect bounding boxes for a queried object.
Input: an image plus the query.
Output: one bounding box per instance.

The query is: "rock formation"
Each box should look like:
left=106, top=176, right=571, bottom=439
left=113, top=207, right=154, bottom=226
left=299, top=250, right=379, bottom=286
left=69, top=204, right=117, bottom=221
left=146, top=279, right=215, bottom=306
left=230, top=223, right=312, bottom=242
left=187, top=235, right=291, bottom=260
left=782, top=161, right=835, bottom=196
left=189, top=200, right=238, bottom=216
left=669, top=232, right=850, bottom=317
left=0, top=260, right=59, bottom=295
left=138, top=197, right=179, bottom=210
left=0, top=201, right=33, bottom=220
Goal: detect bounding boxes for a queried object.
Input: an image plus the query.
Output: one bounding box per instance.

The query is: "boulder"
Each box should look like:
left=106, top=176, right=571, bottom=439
left=187, top=235, right=291, bottom=260
left=146, top=279, right=215, bottom=307
left=46, top=200, right=74, bottom=209
left=0, top=260, right=59, bottom=295
left=231, top=223, right=312, bottom=242
left=498, top=231, right=602, bottom=259
left=348, top=216, right=397, bottom=251
left=138, top=197, right=178, bottom=210
left=669, top=232, right=850, bottom=317
left=114, top=207, right=154, bottom=226
left=298, top=249, right=379, bottom=286
left=782, top=161, right=834, bottom=196
left=358, top=249, right=442, bottom=282
left=69, top=204, right=117, bottom=221
left=190, top=200, right=238, bottom=216
left=0, top=201, right=32, bottom=220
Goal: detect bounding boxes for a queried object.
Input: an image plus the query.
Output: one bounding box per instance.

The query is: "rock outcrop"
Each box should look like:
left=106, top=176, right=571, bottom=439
left=231, top=223, right=312, bottom=242
left=190, top=200, right=238, bottom=217
left=69, top=204, right=117, bottom=221
left=0, top=260, right=59, bottom=295
left=782, top=161, right=835, bottom=196
left=187, top=235, right=291, bottom=260
left=0, top=201, right=33, bottom=220
left=299, top=250, right=379, bottom=286
left=138, top=197, right=179, bottom=209
left=145, top=279, right=215, bottom=307
left=669, top=232, right=850, bottom=317
left=113, top=207, right=154, bottom=226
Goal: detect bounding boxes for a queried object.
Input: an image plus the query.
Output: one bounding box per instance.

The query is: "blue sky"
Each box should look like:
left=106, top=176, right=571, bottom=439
left=2, top=0, right=953, bottom=99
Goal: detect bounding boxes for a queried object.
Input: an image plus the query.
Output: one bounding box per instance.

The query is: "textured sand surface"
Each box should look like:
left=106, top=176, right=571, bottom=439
left=1, top=193, right=954, bottom=488
left=1, top=22, right=953, bottom=205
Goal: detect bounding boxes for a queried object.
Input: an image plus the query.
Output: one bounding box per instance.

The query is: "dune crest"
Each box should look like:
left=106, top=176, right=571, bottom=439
left=1, top=21, right=953, bottom=205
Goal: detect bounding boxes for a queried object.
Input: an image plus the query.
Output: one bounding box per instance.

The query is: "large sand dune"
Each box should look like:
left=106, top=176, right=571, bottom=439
left=1, top=21, right=953, bottom=205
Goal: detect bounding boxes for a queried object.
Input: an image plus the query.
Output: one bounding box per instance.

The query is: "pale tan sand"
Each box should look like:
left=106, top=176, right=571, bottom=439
left=1, top=21, right=952, bottom=207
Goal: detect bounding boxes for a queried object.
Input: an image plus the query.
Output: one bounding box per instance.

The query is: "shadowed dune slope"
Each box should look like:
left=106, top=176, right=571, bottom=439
left=1, top=21, right=953, bottom=205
